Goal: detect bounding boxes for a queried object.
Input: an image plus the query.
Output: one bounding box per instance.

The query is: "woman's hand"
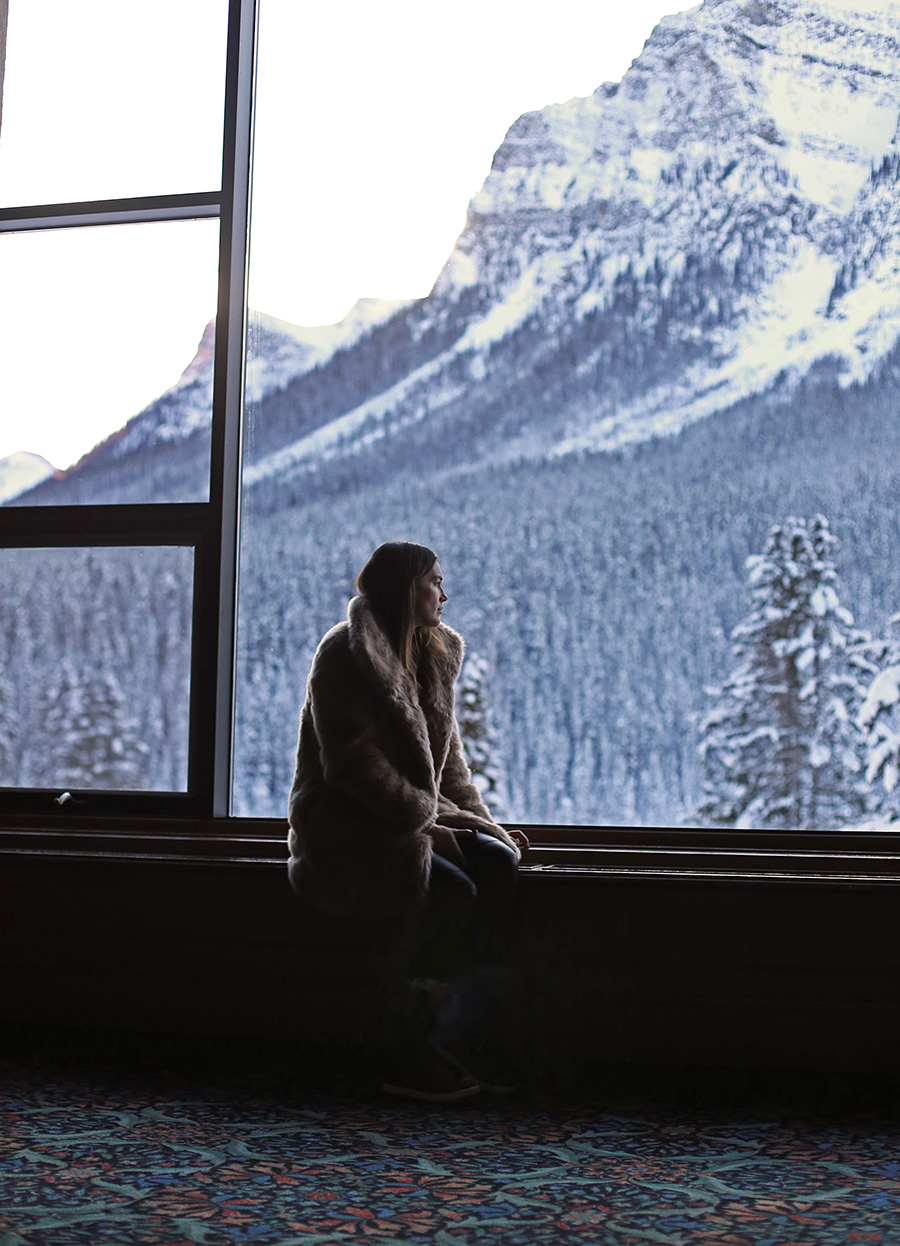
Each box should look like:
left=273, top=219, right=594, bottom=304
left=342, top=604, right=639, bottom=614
left=508, top=828, right=530, bottom=851
left=428, top=822, right=473, bottom=873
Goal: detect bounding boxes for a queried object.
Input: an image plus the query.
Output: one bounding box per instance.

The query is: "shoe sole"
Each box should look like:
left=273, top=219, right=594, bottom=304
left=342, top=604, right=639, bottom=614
left=436, top=1047, right=516, bottom=1095
left=475, top=1079, right=516, bottom=1095
left=381, top=1080, right=480, bottom=1103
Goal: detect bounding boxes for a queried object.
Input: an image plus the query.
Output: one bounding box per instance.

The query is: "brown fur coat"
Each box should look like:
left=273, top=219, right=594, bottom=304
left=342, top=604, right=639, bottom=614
left=287, top=595, right=518, bottom=920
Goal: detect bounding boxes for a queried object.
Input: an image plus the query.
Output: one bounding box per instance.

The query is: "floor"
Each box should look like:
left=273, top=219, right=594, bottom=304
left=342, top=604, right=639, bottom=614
left=2, top=1028, right=899, bottom=1245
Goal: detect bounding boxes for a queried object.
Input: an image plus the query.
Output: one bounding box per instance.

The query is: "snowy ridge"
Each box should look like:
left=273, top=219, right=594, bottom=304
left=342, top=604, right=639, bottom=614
left=244, top=298, right=411, bottom=404
left=58, top=298, right=411, bottom=474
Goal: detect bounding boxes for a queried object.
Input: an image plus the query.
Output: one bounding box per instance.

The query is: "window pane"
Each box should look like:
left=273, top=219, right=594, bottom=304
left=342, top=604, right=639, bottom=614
left=235, top=1, right=900, bottom=829
left=0, top=546, right=193, bottom=792
left=0, top=0, right=228, bottom=207
left=0, top=221, right=218, bottom=504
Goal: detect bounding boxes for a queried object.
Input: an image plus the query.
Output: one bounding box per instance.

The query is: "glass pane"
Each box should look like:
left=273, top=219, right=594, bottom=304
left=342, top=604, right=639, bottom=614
left=0, top=546, right=193, bottom=792
left=0, top=220, right=218, bottom=503
left=235, top=0, right=900, bottom=831
left=0, top=0, right=228, bottom=207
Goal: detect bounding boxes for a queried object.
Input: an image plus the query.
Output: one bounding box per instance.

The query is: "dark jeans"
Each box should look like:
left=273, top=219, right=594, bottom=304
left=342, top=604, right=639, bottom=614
left=410, top=830, right=520, bottom=983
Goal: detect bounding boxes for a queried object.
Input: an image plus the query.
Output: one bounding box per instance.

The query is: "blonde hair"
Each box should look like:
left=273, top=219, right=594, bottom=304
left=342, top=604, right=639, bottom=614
left=355, top=541, right=446, bottom=678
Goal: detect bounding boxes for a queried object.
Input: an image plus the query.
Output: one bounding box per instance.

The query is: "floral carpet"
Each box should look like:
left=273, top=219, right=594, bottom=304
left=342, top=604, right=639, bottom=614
left=2, top=1053, right=900, bottom=1245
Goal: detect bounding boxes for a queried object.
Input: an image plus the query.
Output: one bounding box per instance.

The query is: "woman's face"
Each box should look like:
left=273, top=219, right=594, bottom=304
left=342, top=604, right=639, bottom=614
left=413, top=560, right=447, bottom=628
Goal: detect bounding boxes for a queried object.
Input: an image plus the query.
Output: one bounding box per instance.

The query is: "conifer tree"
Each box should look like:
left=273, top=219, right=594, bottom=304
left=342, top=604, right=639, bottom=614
left=699, top=515, right=870, bottom=829
left=457, top=652, right=507, bottom=819
left=858, top=614, right=900, bottom=821
left=38, top=664, right=149, bottom=790
left=0, top=672, right=20, bottom=787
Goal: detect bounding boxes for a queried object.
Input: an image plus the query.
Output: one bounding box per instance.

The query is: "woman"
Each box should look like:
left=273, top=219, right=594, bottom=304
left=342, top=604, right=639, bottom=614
left=288, top=541, right=527, bottom=1100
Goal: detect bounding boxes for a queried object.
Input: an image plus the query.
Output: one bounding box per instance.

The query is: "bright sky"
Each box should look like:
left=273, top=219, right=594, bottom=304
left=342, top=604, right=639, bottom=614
left=0, top=0, right=695, bottom=470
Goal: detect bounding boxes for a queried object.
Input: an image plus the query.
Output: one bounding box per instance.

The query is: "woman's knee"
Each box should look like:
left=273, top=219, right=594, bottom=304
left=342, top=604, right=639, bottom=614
left=459, top=832, right=519, bottom=892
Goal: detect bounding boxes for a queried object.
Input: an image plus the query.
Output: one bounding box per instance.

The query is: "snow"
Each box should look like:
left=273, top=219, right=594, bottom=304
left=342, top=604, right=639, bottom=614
left=859, top=665, right=900, bottom=727
left=550, top=235, right=894, bottom=459
left=758, top=47, right=899, bottom=212
left=811, top=585, right=840, bottom=616
left=460, top=255, right=566, bottom=350
left=0, top=451, right=55, bottom=502
left=245, top=301, right=412, bottom=404
left=439, top=248, right=479, bottom=291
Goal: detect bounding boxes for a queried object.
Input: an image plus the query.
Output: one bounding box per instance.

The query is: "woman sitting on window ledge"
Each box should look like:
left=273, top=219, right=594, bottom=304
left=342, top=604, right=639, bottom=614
left=288, top=541, right=527, bottom=1102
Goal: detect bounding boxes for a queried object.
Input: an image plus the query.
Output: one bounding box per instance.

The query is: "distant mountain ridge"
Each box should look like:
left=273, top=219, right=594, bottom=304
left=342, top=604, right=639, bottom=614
left=0, top=452, right=55, bottom=502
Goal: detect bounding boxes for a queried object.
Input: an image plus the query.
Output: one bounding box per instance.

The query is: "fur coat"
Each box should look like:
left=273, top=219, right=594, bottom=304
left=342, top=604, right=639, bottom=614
left=288, top=595, right=519, bottom=920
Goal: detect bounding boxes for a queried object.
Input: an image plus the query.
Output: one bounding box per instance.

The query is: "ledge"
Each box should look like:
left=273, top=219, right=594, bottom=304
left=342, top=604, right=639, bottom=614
left=2, top=816, right=900, bottom=886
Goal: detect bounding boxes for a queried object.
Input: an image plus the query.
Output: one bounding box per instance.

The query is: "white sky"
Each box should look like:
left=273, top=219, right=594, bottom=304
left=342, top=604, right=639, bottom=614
left=0, top=0, right=695, bottom=469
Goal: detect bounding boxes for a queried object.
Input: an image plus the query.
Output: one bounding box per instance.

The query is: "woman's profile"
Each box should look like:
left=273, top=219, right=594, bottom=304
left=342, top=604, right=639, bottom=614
left=288, top=541, right=527, bottom=1101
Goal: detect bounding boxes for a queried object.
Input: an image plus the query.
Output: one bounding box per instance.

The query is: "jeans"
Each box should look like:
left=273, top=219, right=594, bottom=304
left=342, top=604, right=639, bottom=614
left=410, top=830, right=520, bottom=983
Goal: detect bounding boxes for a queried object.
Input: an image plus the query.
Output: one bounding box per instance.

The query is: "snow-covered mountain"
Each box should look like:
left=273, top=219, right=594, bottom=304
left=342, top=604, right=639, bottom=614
left=0, top=452, right=55, bottom=502
left=238, top=0, right=900, bottom=489
left=14, top=0, right=900, bottom=500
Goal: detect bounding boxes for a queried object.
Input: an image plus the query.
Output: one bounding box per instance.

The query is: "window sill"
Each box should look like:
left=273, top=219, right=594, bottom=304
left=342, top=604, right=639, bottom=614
left=2, top=815, right=900, bottom=885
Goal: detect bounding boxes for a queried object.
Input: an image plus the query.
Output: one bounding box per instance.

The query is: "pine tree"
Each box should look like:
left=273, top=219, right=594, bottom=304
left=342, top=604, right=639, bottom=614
left=857, top=613, right=900, bottom=822
left=0, top=672, right=20, bottom=787
left=699, top=515, right=870, bottom=829
left=456, top=652, right=507, bottom=819
left=38, top=665, right=149, bottom=791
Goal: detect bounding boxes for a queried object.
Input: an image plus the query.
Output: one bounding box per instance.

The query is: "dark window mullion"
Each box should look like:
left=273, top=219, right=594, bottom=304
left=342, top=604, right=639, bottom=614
left=208, top=0, right=257, bottom=817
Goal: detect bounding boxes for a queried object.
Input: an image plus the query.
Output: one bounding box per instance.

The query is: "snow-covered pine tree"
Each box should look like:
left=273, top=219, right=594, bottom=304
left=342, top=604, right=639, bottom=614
left=857, top=613, right=900, bottom=822
left=0, top=672, right=20, bottom=786
left=699, top=515, right=871, bottom=830
left=38, top=664, right=149, bottom=791
left=456, top=652, right=507, bottom=819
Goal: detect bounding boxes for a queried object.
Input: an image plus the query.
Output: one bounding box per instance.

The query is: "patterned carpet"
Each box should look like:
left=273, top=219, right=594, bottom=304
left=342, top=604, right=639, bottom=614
left=2, top=1046, right=900, bottom=1245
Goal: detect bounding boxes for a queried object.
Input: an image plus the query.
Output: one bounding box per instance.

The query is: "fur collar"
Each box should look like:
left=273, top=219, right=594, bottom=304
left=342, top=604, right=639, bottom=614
left=346, top=595, right=464, bottom=697
left=346, top=595, right=464, bottom=779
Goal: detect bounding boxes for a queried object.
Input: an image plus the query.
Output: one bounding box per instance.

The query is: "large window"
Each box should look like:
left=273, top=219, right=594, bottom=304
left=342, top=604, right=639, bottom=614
left=3, top=0, right=900, bottom=854
left=232, top=0, right=900, bottom=832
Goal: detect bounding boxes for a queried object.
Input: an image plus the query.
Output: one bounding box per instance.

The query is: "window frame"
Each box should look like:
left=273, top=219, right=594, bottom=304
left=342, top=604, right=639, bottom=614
left=1, top=0, right=900, bottom=886
left=0, top=0, right=255, bottom=818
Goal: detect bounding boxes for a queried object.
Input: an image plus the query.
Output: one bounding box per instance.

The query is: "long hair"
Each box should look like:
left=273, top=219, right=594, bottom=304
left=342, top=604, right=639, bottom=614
left=355, top=541, right=444, bottom=677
